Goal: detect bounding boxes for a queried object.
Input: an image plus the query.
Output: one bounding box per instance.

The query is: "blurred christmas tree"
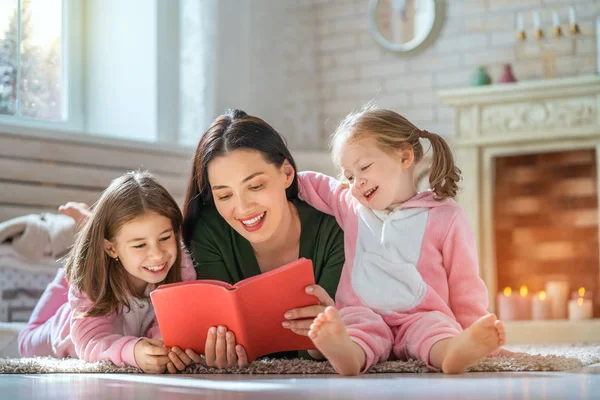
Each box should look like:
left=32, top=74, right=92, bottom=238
left=0, top=0, right=61, bottom=119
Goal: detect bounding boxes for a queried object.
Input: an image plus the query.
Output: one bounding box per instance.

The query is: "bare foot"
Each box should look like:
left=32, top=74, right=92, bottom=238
left=442, top=313, right=506, bottom=374
left=58, top=202, right=91, bottom=229
left=308, top=306, right=365, bottom=376
left=495, top=348, right=526, bottom=357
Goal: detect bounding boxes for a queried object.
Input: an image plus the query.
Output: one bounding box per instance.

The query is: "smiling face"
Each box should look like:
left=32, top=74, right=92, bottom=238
left=339, top=137, right=417, bottom=210
left=207, top=150, right=295, bottom=245
left=104, top=211, right=178, bottom=294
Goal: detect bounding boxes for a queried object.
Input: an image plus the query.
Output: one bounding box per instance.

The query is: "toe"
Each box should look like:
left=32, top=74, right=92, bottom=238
left=324, top=306, right=339, bottom=321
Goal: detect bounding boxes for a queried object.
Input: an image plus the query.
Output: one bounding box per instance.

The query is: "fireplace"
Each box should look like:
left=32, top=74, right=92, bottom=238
left=439, top=75, right=600, bottom=343
left=494, top=148, right=598, bottom=314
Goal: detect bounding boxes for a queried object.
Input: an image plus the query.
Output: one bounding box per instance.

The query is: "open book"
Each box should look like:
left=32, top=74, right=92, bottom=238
left=150, top=258, right=319, bottom=362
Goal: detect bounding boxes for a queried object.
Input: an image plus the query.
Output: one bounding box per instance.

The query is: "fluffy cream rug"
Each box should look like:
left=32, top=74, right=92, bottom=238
left=1, top=344, right=598, bottom=374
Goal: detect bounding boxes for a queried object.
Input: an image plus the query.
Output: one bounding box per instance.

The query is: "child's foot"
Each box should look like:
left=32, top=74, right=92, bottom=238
left=58, top=202, right=91, bottom=229
left=308, top=307, right=364, bottom=376
left=442, top=313, right=506, bottom=374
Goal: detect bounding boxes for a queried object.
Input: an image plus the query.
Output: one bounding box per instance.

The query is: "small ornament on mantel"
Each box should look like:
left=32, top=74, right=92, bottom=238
left=498, top=63, right=517, bottom=84
left=471, top=66, right=492, bottom=86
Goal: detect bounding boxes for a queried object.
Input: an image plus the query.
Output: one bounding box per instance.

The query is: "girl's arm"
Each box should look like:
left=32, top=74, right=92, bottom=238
left=297, top=171, right=357, bottom=229
left=69, top=288, right=143, bottom=367
left=443, top=208, right=490, bottom=329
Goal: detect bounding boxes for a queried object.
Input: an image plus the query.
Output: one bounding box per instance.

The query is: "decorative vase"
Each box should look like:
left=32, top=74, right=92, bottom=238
left=498, top=63, right=517, bottom=83
left=471, top=66, right=492, bottom=86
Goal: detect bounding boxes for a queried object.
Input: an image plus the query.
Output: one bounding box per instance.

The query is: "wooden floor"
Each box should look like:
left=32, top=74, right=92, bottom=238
left=1, top=363, right=599, bottom=400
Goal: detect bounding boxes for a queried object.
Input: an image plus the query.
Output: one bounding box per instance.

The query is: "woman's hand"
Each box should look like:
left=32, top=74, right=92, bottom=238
left=282, top=284, right=335, bottom=336
left=133, top=339, right=171, bottom=374
left=165, top=346, right=195, bottom=374
left=184, top=326, right=249, bottom=369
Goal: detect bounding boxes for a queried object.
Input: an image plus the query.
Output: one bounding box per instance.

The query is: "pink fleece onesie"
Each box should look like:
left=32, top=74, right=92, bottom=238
left=298, top=172, right=490, bottom=371
left=18, top=253, right=196, bottom=368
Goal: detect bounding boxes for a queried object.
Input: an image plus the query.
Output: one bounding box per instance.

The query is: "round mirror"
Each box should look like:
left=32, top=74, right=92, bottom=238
left=369, top=0, right=445, bottom=55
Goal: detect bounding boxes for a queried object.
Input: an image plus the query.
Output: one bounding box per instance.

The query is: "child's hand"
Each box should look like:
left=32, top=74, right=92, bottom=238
left=134, top=339, right=171, bottom=374
left=165, top=346, right=195, bottom=374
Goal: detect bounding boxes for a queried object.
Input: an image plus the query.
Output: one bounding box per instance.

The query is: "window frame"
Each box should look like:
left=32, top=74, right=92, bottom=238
left=0, top=0, right=83, bottom=132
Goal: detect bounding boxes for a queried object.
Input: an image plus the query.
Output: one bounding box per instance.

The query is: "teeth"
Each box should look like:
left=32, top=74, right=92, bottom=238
left=144, top=264, right=165, bottom=272
left=365, top=188, right=376, bottom=197
left=241, top=212, right=265, bottom=226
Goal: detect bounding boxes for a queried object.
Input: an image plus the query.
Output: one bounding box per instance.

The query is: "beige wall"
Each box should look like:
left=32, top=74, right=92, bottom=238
left=313, top=0, right=599, bottom=144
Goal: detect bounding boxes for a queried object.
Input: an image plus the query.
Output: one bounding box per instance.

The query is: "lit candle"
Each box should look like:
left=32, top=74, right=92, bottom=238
left=546, top=281, right=569, bottom=319
left=532, top=291, right=552, bottom=320
left=571, top=287, right=593, bottom=300
left=517, top=13, right=524, bottom=31
left=569, top=6, right=576, bottom=25
left=552, top=11, right=560, bottom=27
left=496, top=287, right=520, bottom=321
left=517, top=285, right=532, bottom=320
left=568, top=297, right=593, bottom=320
left=533, top=11, right=541, bottom=29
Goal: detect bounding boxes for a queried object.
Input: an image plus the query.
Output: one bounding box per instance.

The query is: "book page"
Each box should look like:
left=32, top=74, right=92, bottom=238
left=235, top=258, right=319, bottom=361
left=151, top=283, right=239, bottom=355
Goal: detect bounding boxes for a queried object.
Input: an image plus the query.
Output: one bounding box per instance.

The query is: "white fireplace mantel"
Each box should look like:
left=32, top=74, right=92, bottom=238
left=438, top=75, right=600, bottom=344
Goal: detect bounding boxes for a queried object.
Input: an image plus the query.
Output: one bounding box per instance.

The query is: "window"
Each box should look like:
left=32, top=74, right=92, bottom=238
left=0, top=0, right=62, bottom=120
left=0, top=0, right=81, bottom=130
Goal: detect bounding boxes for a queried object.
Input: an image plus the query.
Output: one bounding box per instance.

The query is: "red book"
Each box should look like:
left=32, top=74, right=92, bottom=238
left=150, top=258, right=319, bottom=362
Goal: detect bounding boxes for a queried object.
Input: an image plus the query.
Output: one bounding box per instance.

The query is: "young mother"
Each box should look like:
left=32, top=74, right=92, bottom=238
left=180, top=109, right=345, bottom=368
left=59, top=109, right=345, bottom=369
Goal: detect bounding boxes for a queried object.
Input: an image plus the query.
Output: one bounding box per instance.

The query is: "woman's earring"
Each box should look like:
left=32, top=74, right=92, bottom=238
left=114, top=257, right=119, bottom=263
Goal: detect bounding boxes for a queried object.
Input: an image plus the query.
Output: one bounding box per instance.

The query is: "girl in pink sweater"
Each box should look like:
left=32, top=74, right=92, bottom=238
left=18, top=171, right=196, bottom=373
left=298, top=107, right=506, bottom=375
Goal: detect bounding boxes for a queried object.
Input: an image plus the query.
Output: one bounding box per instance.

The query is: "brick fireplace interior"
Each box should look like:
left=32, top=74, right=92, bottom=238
left=493, top=148, right=599, bottom=316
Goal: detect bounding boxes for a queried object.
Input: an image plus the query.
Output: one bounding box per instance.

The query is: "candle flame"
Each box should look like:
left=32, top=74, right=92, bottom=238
left=578, top=297, right=584, bottom=306
left=520, top=286, right=528, bottom=296
left=578, top=287, right=585, bottom=297
left=539, top=291, right=546, bottom=300
left=503, top=287, right=512, bottom=296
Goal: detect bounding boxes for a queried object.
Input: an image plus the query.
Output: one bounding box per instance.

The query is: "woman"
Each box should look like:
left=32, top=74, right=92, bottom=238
left=181, top=109, right=345, bottom=368
left=59, top=109, right=344, bottom=369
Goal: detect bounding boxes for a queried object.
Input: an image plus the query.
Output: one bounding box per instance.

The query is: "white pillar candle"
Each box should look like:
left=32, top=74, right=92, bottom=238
left=533, top=11, right=541, bottom=29
left=569, top=6, right=576, bottom=25
left=546, top=281, right=569, bottom=319
left=496, top=287, right=520, bottom=321
left=517, top=285, right=532, bottom=320
left=532, top=291, right=552, bottom=320
left=517, top=13, right=524, bottom=31
left=568, top=297, right=592, bottom=320
left=552, top=11, right=560, bottom=27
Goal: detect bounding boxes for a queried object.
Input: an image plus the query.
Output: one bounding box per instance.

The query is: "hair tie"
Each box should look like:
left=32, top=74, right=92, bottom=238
left=419, top=130, right=430, bottom=139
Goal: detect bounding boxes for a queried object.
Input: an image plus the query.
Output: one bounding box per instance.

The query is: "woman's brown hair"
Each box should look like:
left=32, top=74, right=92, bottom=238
left=331, top=106, right=461, bottom=200
left=182, top=109, right=299, bottom=248
left=64, top=171, right=183, bottom=317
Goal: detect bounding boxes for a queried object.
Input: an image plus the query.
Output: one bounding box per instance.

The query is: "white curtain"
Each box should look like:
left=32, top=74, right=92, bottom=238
left=178, top=0, right=322, bottom=150
left=179, top=0, right=218, bottom=146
